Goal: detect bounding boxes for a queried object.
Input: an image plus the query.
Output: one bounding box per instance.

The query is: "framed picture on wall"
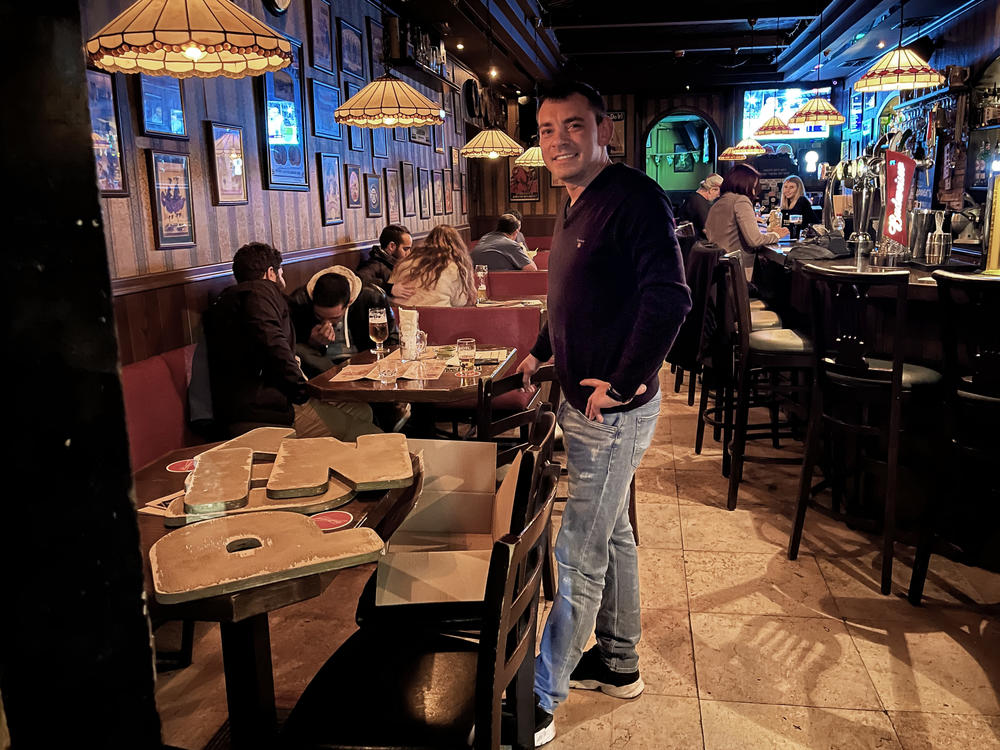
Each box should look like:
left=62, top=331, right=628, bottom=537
left=364, top=173, right=383, bottom=217
left=453, top=90, right=463, bottom=134
left=139, top=74, right=187, bottom=138
left=85, top=69, right=128, bottom=196
left=318, top=153, right=343, bottom=225
left=338, top=19, right=364, bottom=79
left=309, top=0, right=334, bottom=73
left=450, top=146, right=461, bottom=173
left=345, top=81, right=364, bottom=151
left=442, top=88, right=452, bottom=115
left=384, top=167, right=401, bottom=224
left=345, top=163, right=362, bottom=208
left=312, top=79, right=342, bottom=140
left=367, top=17, right=385, bottom=78
left=400, top=161, right=416, bottom=217
left=207, top=122, right=248, bottom=205
left=509, top=162, right=540, bottom=202
left=418, top=167, right=430, bottom=219
left=147, top=150, right=195, bottom=249
left=673, top=144, right=694, bottom=173
left=442, top=169, right=453, bottom=214
left=460, top=173, right=467, bottom=214
left=372, top=127, right=388, bottom=159
left=259, top=39, right=308, bottom=190
left=410, top=124, right=431, bottom=146
left=393, top=127, right=407, bottom=141
left=607, top=110, right=625, bottom=157
left=432, top=170, right=444, bottom=215
left=433, top=124, right=444, bottom=154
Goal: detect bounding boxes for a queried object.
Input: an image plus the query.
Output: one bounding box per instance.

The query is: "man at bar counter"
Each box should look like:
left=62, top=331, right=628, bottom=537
left=203, top=242, right=380, bottom=441
left=517, top=81, right=691, bottom=747
left=470, top=213, right=539, bottom=271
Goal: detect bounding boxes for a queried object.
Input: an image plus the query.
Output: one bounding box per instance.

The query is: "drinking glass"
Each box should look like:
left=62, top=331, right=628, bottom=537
left=456, top=337, right=479, bottom=377
left=378, top=360, right=398, bottom=386
left=789, top=213, right=803, bottom=240
left=369, top=308, right=389, bottom=357
left=474, top=264, right=489, bottom=303
left=413, top=330, right=428, bottom=378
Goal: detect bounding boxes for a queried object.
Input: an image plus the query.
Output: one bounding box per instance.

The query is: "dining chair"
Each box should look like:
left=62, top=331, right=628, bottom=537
left=908, top=271, right=1000, bottom=604
left=487, top=270, right=549, bottom=300
left=282, top=457, right=555, bottom=750
left=788, top=264, right=941, bottom=595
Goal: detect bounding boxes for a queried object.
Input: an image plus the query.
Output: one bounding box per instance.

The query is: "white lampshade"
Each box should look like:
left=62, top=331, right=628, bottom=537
left=85, top=0, right=292, bottom=78
left=335, top=73, right=445, bottom=127
left=514, top=145, right=545, bottom=167
left=461, top=127, right=523, bottom=159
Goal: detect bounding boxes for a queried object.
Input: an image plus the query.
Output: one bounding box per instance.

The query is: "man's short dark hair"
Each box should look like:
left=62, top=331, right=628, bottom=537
left=312, top=273, right=351, bottom=308
left=233, top=242, right=282, bottom=283
left=497, top=214, right=521, bottom=235
left=506, top=208, right=522, bottom=222
left=379, top=224, right=411, bottom=249
left=538, top=80, right=607, bottom=124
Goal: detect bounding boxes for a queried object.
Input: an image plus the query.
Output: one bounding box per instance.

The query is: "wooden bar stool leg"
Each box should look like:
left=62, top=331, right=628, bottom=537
left=695, top=375, right=710, bottom=455
left=881, top=402, right=904, bottom=595
left=674, top=367, right=684, bottom=394
left=789, top=390, right=822, bottom=560
left=726, top=371, right=751, bottom=510
left=628, top=474, right=639, bottom=546
left=722, top=382, right=734, bottom=478
left=688, top=367, right=698, bottom=406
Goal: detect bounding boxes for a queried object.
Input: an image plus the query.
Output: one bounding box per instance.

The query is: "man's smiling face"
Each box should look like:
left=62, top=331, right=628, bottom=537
left=537, top=93, right=613, bottom=190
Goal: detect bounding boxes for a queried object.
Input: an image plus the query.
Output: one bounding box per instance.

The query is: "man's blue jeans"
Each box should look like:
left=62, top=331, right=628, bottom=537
left=534, top=392, right=661, bottom=713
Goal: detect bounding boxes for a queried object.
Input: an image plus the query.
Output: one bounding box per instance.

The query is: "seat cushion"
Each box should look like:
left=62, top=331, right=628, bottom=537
left=749, top=299, right=767, bottom=311
left=750, top=310, right=782, bottom=330
left=121, top=354, right=189, bottom=469
left=749, top=328, right=813, bottom=353
left=862, top=358, right=942, bottom=388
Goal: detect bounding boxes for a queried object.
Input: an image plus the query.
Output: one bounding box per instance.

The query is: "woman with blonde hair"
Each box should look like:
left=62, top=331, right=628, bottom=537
left=389, top=224, right=476, bottom=306
left=779, top=175, right=817, bottom=226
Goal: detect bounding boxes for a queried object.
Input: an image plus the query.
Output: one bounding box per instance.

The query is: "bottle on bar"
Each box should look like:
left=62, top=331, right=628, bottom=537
left=975, top=140, right=989, bottom=187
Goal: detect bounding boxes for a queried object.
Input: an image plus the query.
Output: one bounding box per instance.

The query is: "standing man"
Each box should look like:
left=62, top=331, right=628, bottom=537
left=355, top=224, right=415, bottom=300
left=470, top=214, right=538, bottom=271
left=516, top=81, right=691, bottom=746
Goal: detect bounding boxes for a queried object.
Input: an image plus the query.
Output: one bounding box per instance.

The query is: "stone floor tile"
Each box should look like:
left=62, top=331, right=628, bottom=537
left=888, top=711, right=1000, bottom=749
left=679, top=504, right=793, bottom=553
left=637, top=609, right=697, bottom=697
left=609, top=695, right=703, bottom=749
left=637, top=548, right=689, bottom=611
left=633, top=502, right=682, bottom=549
left=634, top=467, right=678, bottom=501
left=547, top=690, right=616, bottom=750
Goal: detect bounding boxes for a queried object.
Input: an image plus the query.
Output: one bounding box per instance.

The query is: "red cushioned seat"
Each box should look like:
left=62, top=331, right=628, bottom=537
left=487, top=271, right=548, bottom=300
left=533, top=251, right=550, bottom=269
left=523, top=236, right=552, bottom=251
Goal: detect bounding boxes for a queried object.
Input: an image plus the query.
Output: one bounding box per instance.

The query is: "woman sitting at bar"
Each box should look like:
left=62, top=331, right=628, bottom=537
left=779, top=175, right=818, bottom=226
left=705, top=163, right=789, bottom=278
left=389, top=224, right=476, bottom=307
left=677, top=173, right=722, bottom=238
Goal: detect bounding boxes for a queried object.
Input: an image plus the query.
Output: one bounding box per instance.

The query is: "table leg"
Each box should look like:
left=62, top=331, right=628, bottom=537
left=220, top=614, right=277, bottom=749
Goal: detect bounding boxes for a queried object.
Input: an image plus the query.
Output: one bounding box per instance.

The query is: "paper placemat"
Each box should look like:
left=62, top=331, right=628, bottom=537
left=329, top=359, right=447, bottom=382
left=444, top=348, right=509, bottom=367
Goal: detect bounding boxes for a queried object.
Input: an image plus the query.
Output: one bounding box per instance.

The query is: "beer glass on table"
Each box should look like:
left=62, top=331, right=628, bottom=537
left=474, top=265, right=489, bottom=303
left=456, top=337, right=479, bottom=377
left=369, top=308, right=389, bottom=357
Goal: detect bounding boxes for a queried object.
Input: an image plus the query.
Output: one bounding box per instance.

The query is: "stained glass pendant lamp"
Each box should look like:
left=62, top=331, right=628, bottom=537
left=515, top=143, right=545, bottom=167
left=718, top=147, right=745, bottom=161
left=788, top=8, right=845, bottom=126
left=336, top=73, right=445, bottom=127
left=85, top=0, right=292, bottom=78
left=730, top=137, right=767, bottom=157
left=754, top=115, right=795, bottom=137
left=461, top=127, right=524, bottom=159
left=855, top=0, right=944, bottom=92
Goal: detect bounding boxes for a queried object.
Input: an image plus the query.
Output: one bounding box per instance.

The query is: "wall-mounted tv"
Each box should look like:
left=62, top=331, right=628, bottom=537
left=742, top=87, right=832, bottom=140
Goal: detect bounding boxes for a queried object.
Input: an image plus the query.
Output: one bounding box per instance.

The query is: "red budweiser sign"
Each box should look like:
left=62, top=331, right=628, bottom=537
left=882, top=150, right=916, bottom=247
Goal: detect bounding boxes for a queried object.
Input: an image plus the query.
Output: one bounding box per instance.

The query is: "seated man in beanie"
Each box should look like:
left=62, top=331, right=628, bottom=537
left=203, top=242, right=380, bottom=441
left=470, top=214, right=538, bottom=271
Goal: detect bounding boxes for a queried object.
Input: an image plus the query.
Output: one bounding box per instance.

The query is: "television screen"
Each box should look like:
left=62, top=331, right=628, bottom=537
left=742, top=87, right=832, bottom=140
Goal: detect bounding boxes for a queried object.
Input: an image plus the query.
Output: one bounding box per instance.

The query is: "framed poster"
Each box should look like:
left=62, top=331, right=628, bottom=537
left=673, top=145, right=694, bottom=172
left=309, top=0, right=333, bottom=73
left=509, top=162, right=540, bottom=202
left=442, top=169, right=453, bottom=214
left=139, top=74, right=186, bottom=138
left=433, top=124, right=444, bottom=154
left=311, top=79, right=342, bottom=140
left=607, top=110, right=625, bottom=157
left=344, top=163, right=362, bottom=208
left=345, top=81, right=364, bottom=151
left=85, top=69, right=127, bottom=196
left=410, top=124, right=431, bottom=146
left=260, top=40, right=308, bottom=190
left=850, top=91, right=863, bottom=132
left=338, top=19, right=364, bottom=79
left=393, top=127, right=407, bottom=142
left=372, top=127, right=388, bottom=159
left=384, top=167, right=401, bottom=224
left=318, top=153, right=343, bottom=225
left=367, top=17, right=385, bottom=78
left=418, top=167, right=430, bottom=219
left=364, top=173, right=383, bottom=217
left=432, top=169, right=445, bottom=215
left=147, top=151, right=195, bottom=249
left=453, top=90, right=463, bottom=133
left=460, top=172, right=467, bottom=214
left=400, top=161, right=416, bottom=217
left=451, top=146, right=461, bottom=173
left=442, top=88, right=452, bottom=115
left=207, top=122, right=248, bottom=205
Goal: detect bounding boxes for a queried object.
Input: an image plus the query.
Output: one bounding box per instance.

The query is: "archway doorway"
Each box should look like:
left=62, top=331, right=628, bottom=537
left=644, top=113, right=717, bottom=205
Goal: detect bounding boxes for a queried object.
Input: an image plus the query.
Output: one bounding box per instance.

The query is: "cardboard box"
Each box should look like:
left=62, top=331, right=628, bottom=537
left=374, top=439, right=521, bottom=606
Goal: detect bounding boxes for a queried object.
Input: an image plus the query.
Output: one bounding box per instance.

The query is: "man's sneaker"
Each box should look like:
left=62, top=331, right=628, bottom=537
left=497, top=694, right=556, bottom=748
left=569, top=645, right=645, bottom=699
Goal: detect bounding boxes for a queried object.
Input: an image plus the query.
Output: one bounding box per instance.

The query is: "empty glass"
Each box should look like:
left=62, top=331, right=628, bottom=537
left=456, top=337, right=479, bottom=377
left=377, top=359, right=398, bottom=385
left=369, top=308, right=389, bottom=357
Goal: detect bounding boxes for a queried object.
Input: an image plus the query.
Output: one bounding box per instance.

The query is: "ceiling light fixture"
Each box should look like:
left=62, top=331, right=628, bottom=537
left=718, top=147, right=745, bottom=161
left=85, top=0, right=292, bottom=78
left=515, top=143, right=546, bottom=167
left=456, top=43, right=465, bottom=50
left=730, top=137, right=766, bottom=156
left=754, top=115, right=794, bottom=137
left=855, top=0, right=944, bottom=92
left=788, top=6, right=845, bottom=126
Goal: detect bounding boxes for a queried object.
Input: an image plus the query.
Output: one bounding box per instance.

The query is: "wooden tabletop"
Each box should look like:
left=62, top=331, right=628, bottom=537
left=307, top=346, right=517, bottom=404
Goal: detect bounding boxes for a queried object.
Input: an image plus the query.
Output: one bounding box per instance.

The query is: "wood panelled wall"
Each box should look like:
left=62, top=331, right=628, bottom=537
left=79, top=0, right=481, bottom=363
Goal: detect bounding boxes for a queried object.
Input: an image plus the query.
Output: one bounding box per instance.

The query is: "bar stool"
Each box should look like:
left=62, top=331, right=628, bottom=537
left=787, top=265, right=942, bottom=595
left=723, top=252, right=813, bottom=510
left=908, top=271, right=1000, bottom=604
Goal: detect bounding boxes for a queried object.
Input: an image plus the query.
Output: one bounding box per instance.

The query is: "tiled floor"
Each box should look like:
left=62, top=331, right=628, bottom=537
left=154, top=370, right=1000, bottom=749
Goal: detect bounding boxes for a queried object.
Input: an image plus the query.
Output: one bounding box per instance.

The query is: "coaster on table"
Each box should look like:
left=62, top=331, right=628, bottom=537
left=166, top=459, right=196, bottom=473
left=311, top=510, right=355, bottom=532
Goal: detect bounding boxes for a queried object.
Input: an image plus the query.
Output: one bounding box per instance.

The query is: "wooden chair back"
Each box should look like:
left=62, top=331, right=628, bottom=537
left=933, top=270, right=1000, bottom=401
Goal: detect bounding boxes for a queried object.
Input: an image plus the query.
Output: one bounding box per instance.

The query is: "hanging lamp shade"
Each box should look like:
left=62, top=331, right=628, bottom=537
left=788, top=96, right=845, bottom=126
left=85, top=0, right=292, bottom=78
left=754, top=115, right=795, bottom=137
left=718, top=147, right=745, bottom=161
left=514, top=145, right=545, bottom=167
left=461, top=127, right=523, bottom=159
left=335, top=73, right=444, bottom=127
left=730, top=137, right=766, bottom=156
left=855, top=47, right=945, bottom=92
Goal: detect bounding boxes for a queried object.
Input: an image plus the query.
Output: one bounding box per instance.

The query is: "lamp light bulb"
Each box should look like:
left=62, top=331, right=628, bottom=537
left=182, top=44, right=204, bottom=61
left=456, top=43, right=464, bottom=50
left=383, top=116, right=397, bottom=125
left=488, top=151, right=499, bottom=159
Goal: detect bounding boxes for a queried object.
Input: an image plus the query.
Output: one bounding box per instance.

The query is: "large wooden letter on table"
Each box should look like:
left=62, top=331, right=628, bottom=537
left=184, top=447, right=253, bottom=513
left=150, top=512, right=384, bottom=604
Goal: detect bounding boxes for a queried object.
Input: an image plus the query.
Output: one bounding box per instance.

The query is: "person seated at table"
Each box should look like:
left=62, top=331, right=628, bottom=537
left=388, top=224, right=476, bottom=307
left=287, top=266, right=398, bottom=378
left=676, top=173, right=722, bottom=238
left=203, top=242, right=380, bottom=440
left=779, top=175, right=818, bottom=227
left=355, top=224, right=416, bottom=301
left=470, top=214, right=539, bottom=271
left=506, top=207, right=529, bottom=249
left=705, top=163, right=789, bottom=278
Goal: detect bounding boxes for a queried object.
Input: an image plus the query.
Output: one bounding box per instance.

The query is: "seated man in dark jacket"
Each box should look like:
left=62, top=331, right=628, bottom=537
left=203, top=242, right=379, bottom=440
left=355, top=224, right=416, bottom=301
